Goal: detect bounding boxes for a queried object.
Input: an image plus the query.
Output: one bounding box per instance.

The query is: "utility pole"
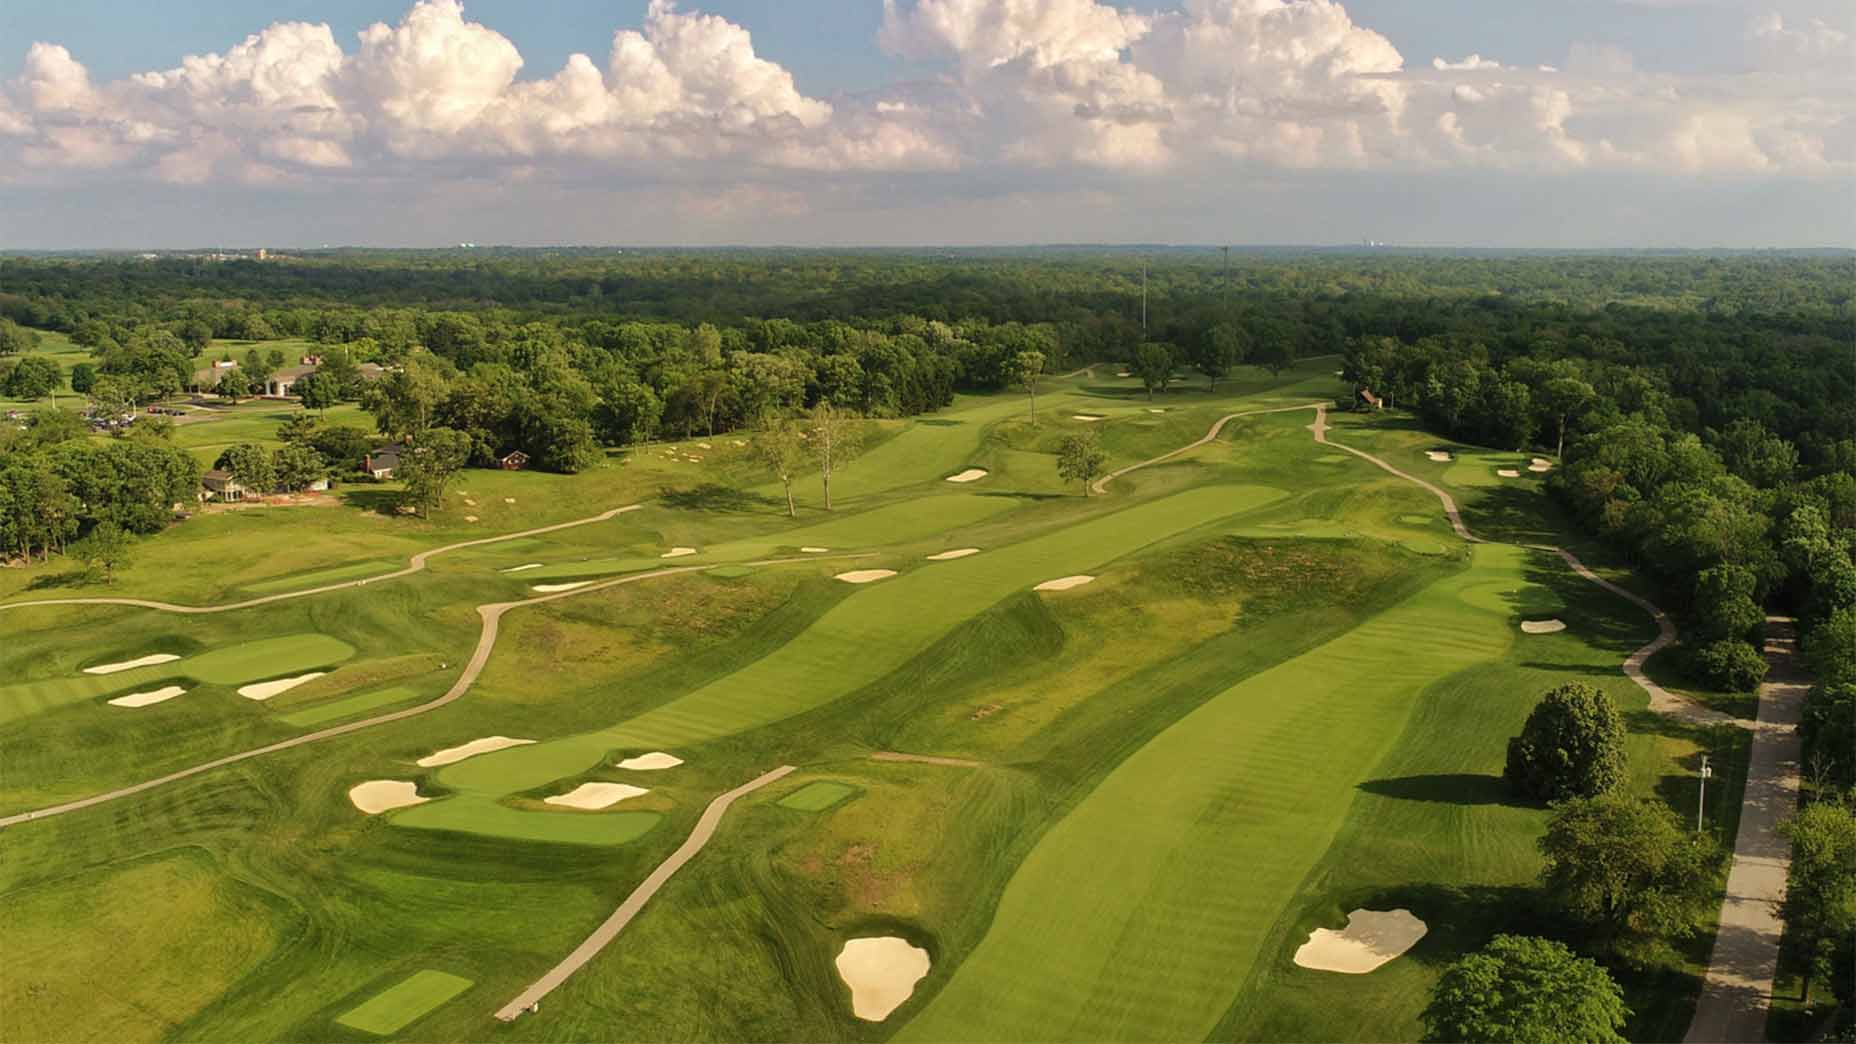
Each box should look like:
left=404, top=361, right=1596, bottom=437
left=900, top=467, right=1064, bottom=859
left=1696, top=754, right=1712, bottom=832
left=1140, top=260, right=1148, bottom=337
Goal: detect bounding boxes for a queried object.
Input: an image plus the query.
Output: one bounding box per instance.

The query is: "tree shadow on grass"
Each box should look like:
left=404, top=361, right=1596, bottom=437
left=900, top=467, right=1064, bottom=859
left=24, top=569, right=99, bottom=591
left=659, top=483, right=780, bottom=515
left=976, top=490, right=1070, bottom=502
left=915, top=418, right=963, bottom=427
left=340, top=487, right=403, bottom=516
left=1356, top=773, right=1513, bottom=807
left=1315, top=882, right=1549, bottom=971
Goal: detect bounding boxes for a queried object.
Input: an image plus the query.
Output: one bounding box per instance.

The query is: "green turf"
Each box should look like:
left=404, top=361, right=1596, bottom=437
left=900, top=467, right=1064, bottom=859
left=0, top=633, right=357, bottom=724
left=239, top=560, right=401, bottom=594
left=278, top=686, right=421, bottom=728
left=775, top=781, right=857, bottom=812
left=334, top=970, right=474, bottom=1036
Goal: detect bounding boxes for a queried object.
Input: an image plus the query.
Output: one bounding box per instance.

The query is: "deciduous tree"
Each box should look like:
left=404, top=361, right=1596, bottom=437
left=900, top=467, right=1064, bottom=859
left=1539, top=794, right=1720, bottom=950
left=1057, top=430, right=1107, bottom=496
left=1421, top=934, right=1628, bottom=1044
left=1505, top=682, right=1628, bottom=801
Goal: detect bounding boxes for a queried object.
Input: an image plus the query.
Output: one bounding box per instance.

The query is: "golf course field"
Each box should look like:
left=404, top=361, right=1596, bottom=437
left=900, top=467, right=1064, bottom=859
left=0, top=359, right=1749, bottom=1042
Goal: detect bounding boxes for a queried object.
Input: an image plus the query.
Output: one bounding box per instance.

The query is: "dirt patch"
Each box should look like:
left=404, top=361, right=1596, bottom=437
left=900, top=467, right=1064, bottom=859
left=1293, top=909, right=1427, bottom=974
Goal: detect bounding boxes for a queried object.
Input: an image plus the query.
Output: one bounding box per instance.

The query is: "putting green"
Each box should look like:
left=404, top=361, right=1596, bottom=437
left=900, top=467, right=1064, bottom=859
left=0, top=633, right=357, bottom=725
left=334, top=970, right=473, bottom=1036
left=899, top=543, right=1528, bottom=1042
left=389, top=799, right=663, bottom=847
left=776, top=781, right=857, bottom=812
left=278, top=686, right=420, bottom=728
left=400, top=485, right=1286, bottom=843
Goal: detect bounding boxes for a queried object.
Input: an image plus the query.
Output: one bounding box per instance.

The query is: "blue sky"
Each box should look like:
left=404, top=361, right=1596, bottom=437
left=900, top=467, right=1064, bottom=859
left=0, top=0, right=1849, bottom=248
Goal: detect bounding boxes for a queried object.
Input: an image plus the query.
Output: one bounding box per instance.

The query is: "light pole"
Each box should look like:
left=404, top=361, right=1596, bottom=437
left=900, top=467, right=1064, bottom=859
left=1696, top=754, right=1712, bottom=832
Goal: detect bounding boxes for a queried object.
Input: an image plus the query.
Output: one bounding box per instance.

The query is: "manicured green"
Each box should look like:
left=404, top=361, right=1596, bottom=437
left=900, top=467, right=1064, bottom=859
left=334, top=970, right=474, bottom=1036
left=776, top=781, right=857, bottom=812
left=239, top=560, right=401, bottom=594
left=279, top=686, right=422, bottom=728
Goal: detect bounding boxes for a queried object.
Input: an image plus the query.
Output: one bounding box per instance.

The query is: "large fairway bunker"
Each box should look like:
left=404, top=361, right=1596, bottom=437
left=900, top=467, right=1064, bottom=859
left=417, top=736, right=535, bottom=768
left=349, top=781, right=429, bottom=814
left=616, top=751, right=683, bottom=771
left=545, top=782, right=650, bottom=809
left=836, top=937, right=932, bottom=1021
left=83, top=653, right=180, bottom=675
left=335, top=970, right=473, bottom=1036
left=106, top=685, right=187, bottom=708
left=835, top=569, right=897, bottom=584
left=1292, top=909, right=1428, bottom=974
left=777, top=780, right=857, bottom=812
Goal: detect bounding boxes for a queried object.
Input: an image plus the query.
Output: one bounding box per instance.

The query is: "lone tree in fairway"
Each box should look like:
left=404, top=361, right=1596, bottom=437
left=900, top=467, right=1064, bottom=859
left=806, top=401, right=863, bottom=511
left=1504, top=681, right=1627, bottom=801
left=397, top=426, right=472, bottom=518
left=1539, top=793, right=1719, bottom=951
left=1014, top=350, right=1045, bottom=419
left=753, top=415, right=806, bottom=517
left=1057, top=430, right=1107, bottom=496
left=1133, top=341, right=1176, bottom=400
left=1421, top=934, right=1628, bottom=1044
left=72, top=522, right=131, bottom=584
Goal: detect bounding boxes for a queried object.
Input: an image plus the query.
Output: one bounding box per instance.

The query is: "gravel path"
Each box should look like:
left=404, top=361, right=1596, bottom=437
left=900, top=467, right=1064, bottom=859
left=1685, top=617, right=1807, bottom=1044
left=493, top=764, right=797, bottom=1022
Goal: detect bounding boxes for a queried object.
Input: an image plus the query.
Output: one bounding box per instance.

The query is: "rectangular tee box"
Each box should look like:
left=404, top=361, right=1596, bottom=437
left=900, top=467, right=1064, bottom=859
left=335, top=970, right=473, bottom=1036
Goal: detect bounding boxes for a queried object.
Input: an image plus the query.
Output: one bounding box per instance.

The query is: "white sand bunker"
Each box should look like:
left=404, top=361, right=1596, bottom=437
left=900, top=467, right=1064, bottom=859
left=927, top=548, right=981, bottom=561
left=501, top=563, right=543, bottom=573
left=532, top=581, right=594, bottom=593
left=238, top=672, right=325, bottom=701
left=801, top=546, right=830, bottom=553
left=1529, top=458, right=1554, bottom=472
left=1147, top=408, right=1167, bottom=414
left=836, top=569, right=898, bottom=584
left=349, top=780, right=429, bottom=815
left=1521, top=618, right=1567, bottom=634
left=108, top=685, right=187, bottom=708
left=1036, top=575, right=1096, bottom=591
left=661, top=547, right=698, bottom=558
left=1496, top=469, right=1522, bottom=478
left=836, top=937, right=932, bottom=1022
left=1072, top=414, right=1105, bottom=422
left=1293, top=909, right=1428, bottom=974
left=1116, top=371, right=1132, bottom=377
left=84, top=653, right=181, bottom=675
left=545, top=782, right=650, bottom=810
left=617, top=751, right=683, bottom=771
left=945, top=468, right=988, bottom=483
left=417, top=736, right=535, bottom=768
left=1425, top=450, right=1454, bottom=462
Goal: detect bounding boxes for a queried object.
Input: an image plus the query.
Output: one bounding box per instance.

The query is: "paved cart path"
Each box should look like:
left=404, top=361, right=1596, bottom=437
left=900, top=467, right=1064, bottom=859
left=1685, top=617, right=1807, bottom=1044
left=493, top=765, right=797, bottom=1022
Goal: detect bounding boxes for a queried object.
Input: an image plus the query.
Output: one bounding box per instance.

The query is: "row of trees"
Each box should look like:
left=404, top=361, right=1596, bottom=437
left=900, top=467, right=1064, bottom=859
left=0, top=414, right=199, bottom=562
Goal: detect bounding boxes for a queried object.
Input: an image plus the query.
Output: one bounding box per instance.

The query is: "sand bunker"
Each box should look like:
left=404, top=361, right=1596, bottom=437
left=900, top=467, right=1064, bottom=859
left=1035, top=575, right=1096, bottom=591
left=417, top=736, right=535, bottom=768
left=1521, top=618, right=1567, bottom=634
left=617, top=752, right=684, bottom=771
left=1116, top=371, right=1132, bottom=377
left=503, top=497, right=516, bottom=504
left=1496, top=469, right=1522, bottom=478
left=836, top=569, right=898, bottom=584
left=545, top=782, right=650, bottom=810
left=84, top=653, right=181, bottom=675
left=801, top=546, right=830, bottom=553
left=1147, top=408, right=1167, bottom=414
left=501, top=563, right=543, bottom=573
left=927, top=548, right=981, bottom=561
left=349, top=780, right=429, bottom=815
left=836, top=937, right=932, bottom=1022
left=1293, top=909, right=1428, bottom=974
left=1529, top=458, right=1554, bottom=472
left=532, top=581, right=594, bottom=593
left=945, top=468, right=988, bottom=483
left=1072, top=414, right=1105, bottom=422
left=661, top=547, right=698, bottom=558
left=1425, top=450, right=1454, bottom=462
left=464, top=516, right=479, bottom=523
left=107, top=685, right=187, bottom=708
left=238, top=672, right=326, bottom=701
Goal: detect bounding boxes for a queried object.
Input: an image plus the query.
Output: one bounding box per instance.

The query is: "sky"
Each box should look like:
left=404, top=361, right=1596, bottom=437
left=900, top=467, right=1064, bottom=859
left=0, top=0, right=1850, bottom=249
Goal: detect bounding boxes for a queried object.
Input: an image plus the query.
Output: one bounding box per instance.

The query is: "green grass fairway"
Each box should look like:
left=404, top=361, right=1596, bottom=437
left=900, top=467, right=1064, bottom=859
left=239, top=560, right=401, bottom=594
left=278, top=686, right=421, bottom=728
left=776, top=781, right=857, bottom=812
left=900, top=544, right=1527, bottom=1042
left=0, top=633, right=357, bottom=724
left=334, top=970, right=474, bottom=1036
left=389, top=801, right=664, bottom=846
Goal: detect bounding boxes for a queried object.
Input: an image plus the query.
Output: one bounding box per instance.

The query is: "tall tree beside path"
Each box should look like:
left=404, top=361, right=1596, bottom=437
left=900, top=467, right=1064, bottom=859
left=1194, top=322, right=1247, bottom=391
left=753, top=416, right=806, bottom=517
left=1421, top=934, right=1629, bottom=1044
left=1539, top=793, right=1720, bottom=953
left=1133, top=341, right=1176, bottom=400
left=1777, top=798, right=1856, bottom=1004
left=1057, top=430, right=1107, bottom=496
left=398, top=426, right=473, bottom=518
left=1014, top=350, right=1045, bottom=419
left=71, top=521, right=130, bottom=583
left=806, top=402, right=863, bottom=512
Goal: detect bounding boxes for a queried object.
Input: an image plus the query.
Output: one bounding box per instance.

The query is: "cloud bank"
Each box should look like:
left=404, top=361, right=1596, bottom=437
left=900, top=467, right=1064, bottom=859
left=0, top=0, right=1849, bottom=243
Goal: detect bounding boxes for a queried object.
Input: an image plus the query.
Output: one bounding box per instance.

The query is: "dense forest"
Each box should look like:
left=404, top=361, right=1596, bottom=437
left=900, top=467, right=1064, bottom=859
left=1, top=249, right=1851, bottom=800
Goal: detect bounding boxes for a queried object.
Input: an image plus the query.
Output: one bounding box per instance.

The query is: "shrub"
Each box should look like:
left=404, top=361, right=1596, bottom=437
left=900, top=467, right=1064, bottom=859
left=1505, top=682, right=1628, bottom=801
left=1687, top=638, right=1769, bottom=691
